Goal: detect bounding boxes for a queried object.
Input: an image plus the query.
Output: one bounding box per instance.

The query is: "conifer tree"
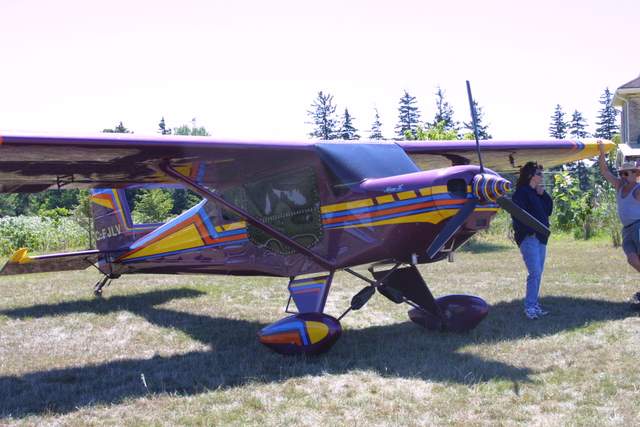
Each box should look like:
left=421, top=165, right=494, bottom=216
left=307, top=91, right=338, bottom=140
left=174, top=124, right=210, bottom=136
left=158, top=117, right=172, bottom=135
left=566, top=110, right=591, bottom=189
left=132, top=189, right=174, bottom=223
left=338, top=108, right=360, bottom=140
left=568, top=110, right=589, bottom=138
left=102, top=121, right=132, bottom=133
left=174, top=118, right=209, bottom=136
left=369, top=108, right=384, bottom=140
left=594, top=87, right=619, bottom=140
left=566, top=109, right=591, bottom=190
left=395, top=90, right=421, bottom=139
left=462, top=100, right=492, bottom=139
left=567, top=110, right=599, bottom=191
left=428, top=86, right=458, bottom=133
left=549, top=104, right=568, bottom=138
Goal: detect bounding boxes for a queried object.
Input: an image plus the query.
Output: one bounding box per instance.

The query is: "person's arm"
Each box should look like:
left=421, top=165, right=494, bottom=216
left=598, top=140, right=621, bottom=189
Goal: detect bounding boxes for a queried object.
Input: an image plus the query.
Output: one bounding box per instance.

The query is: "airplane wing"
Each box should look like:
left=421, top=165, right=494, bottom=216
left=0, top=134, right=613, bottom=194
left=0, top=133, right=318, bottom=192
left=397, top=138, right=613, bottom=172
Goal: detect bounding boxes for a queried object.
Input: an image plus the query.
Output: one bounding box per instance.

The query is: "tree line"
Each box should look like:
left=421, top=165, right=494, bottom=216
left=307, top=87, right=491, bottom=141
left=546, top=88, right=621, bottom=244
left=308, top=86, right=617, bottom=142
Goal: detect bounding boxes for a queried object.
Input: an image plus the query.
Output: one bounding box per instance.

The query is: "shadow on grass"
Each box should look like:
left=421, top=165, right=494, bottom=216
left=459, top=239, right=513, bottom=254
left=0, top=289, right=635, bottom=417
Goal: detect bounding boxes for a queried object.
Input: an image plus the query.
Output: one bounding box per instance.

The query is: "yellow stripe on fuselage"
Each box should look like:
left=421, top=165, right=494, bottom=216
left=90, top=197, right=114, bottom=210
left=123, top=223, right=204, bottom=259
left=322, top=185, right=451, bottom=214
left=215, top=221, right=247, bottom=233
left=397, top=190, right=417, bottom=200
left=321, top=184, right=473, bottom=216
left=376, top=194, right=394, bottom=204
left=321, top=198, right=374, bottom=214
left=330, top=211, right=446, bottom=229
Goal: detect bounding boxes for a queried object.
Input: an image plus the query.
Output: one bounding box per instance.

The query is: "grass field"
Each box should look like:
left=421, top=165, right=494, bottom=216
left=1, top=235, right=639, bottom=425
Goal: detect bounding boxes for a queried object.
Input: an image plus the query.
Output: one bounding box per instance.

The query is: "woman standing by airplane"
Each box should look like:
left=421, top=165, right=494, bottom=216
left=512, top=162, right=553, bottom=320
left=597, top=140, right=640, bottom=309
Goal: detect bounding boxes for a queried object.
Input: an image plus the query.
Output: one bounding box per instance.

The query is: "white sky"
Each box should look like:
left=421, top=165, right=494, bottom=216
left=1, top=0, right=638, bottom=140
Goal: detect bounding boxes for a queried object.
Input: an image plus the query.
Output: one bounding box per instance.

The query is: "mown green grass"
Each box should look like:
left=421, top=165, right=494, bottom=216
left=1, top=236, right=639, bottom=425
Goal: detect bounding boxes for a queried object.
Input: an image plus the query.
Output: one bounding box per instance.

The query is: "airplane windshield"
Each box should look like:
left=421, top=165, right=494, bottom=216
left=315, top=143, right=419, bottom=190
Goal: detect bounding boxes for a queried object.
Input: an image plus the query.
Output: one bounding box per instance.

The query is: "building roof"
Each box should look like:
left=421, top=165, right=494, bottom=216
left=619, top=75, right=640, bottom=90
left=613, top=74, right=640, bottom=107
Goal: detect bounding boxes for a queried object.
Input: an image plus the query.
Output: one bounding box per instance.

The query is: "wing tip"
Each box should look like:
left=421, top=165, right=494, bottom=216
left=581, top=138, right=616, bottom=151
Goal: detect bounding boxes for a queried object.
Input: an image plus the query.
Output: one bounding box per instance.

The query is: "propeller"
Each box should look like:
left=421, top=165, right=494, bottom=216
left=496, top=196, right=550, bottom=238
left=426, top=198, right=478, bottom=259
left=466, top=80, right=485, bottom=174
left=426, top=81, right=550, bottom=259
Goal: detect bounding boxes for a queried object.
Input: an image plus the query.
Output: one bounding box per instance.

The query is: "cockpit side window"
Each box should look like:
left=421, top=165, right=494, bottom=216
left=222, top=167, right=322, bottom=254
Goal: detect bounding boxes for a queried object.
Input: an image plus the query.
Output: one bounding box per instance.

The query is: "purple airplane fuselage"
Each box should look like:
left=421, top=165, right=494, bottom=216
left=95, top=145, right=499, bottom=278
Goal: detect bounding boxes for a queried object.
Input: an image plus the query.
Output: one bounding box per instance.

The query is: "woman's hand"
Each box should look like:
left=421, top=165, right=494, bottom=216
left=597, top=139, right=606, bottom=157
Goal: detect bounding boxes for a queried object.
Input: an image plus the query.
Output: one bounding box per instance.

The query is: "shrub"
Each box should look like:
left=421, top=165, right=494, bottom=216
left=0, top=216, right=89, bottom=256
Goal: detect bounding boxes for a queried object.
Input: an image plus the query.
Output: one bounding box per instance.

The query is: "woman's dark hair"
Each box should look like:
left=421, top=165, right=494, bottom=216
left=516, top=161, right=543, bottom=188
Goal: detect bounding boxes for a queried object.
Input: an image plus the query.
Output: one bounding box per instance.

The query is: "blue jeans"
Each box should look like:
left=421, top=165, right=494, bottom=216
left=519, top=235, right=547, bottom=310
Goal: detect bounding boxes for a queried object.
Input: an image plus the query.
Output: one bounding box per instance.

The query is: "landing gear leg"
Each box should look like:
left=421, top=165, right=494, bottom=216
left=93, top=274, right=120, bottom=297
left=373, top=265, right=489, bottom=332
left=259, top=274, right=342, bottom=355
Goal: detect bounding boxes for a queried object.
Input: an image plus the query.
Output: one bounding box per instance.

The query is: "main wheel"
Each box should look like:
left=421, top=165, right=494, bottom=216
left=409, top=294, right=489, bottom=332
left=258, top=313, right=342, bottom=355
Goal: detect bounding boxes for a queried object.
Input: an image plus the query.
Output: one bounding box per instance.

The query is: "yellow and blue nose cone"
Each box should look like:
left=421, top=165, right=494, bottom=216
left=472, top=174, right=512, bottom=202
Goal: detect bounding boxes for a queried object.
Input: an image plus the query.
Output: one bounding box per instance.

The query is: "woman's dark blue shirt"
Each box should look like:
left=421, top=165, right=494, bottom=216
left=511, top=185, right=553, bottom=246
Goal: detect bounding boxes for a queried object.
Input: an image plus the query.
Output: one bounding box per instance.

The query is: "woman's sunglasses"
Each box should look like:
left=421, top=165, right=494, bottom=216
left=620, top=171, right=635, bottom=177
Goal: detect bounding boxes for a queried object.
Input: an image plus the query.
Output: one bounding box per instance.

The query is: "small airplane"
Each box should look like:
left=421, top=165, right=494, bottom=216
left=0, top=87, right=614, bottom=355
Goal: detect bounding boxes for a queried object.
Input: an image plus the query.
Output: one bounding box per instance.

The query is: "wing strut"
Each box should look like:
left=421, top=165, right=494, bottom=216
left=160, top=162, right=335, bottom=271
